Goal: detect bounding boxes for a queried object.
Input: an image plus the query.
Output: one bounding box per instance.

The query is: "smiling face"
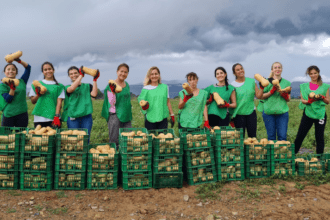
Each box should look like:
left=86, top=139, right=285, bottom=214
left=187, top=76, right=198, bottom=89
left=272, top=62, right=282, bottom=77
left=234, top=64, right=245, bottom=79
left=68, top=69, right=80, bottom=82
left=309, top=69, right=319, bottom=82
left=149, top=69, right=160, bottom=84
left=216, top=69, right=227, bottom=82
left=42, top=64, right=54, bottom=80
left=4, top=64, right=17, bottom=79
left=117, top=66, right=129, bottom=81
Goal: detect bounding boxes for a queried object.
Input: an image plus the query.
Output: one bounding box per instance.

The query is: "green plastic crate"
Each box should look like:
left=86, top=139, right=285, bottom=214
left=24, top=133, right=56, bottom=154
left=88, top=143, right=118, bottom=171
left=271, top=160, right=295, bottom=176
left=54, top=171, right=86, bottom=190
left=20, top=171, right=53, bottom=191
left=87, top=171, right=118, bottom=190
left=179, top=128, right=209, bottom=136
left=153, top=172, right=183, bottom=189
left=271, top=142, right=295, bottom=161
left=0, top=152, right=19, bottom=171
left=216, top=162, right=244, bottom=181
left=245, top=161, right=270, bottom=179
left=19, top=152, right=53, bottom=172
left=0, top=171, right=19, bottom=189
left=180, top=131, right=211, bottom=150
left=211, top=127, right=243, bottom=147
left=119, top=135, right=152, bottom=154
left=149, top=129, right=182, bottom=156
left=55, top=153, right=86, bottom=172
left=214, top=145, right=244, bottom=164
left=153, top=154, right=183, bottom=173
left=185, top=147, right=215, bottom=167
left=121, top=153, right=152, bottom=172
left=122, top=171, right=152, bottom=190
left=119, top=128, right=148, bottom=137
left=185, top=164, right=217, bottom=185
left=296, top=155, right=325, bottom=176
left=0, top=127, right=27, bottom=153
left=56, top=128, right=89, bottom=153
left=244, top=144, right=271, bottom=162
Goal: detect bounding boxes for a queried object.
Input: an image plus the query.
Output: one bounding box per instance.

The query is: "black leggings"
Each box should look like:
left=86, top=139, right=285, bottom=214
left=145, top=118, right=168, bottom=130
left=208, top=114, right=230, bottom=127
left=233, top=110, right=257, bottom=138
left=1, top=112, right=29, bottom=127
left=34, top=121, right=53, bottom=128
left=295, top=111, right=327, bottom=154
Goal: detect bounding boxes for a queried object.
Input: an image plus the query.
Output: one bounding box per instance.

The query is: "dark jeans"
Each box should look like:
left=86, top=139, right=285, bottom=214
left=67, top=114, right=93, bottom=143
left=34, top=121, right=53, bottom=128
left=145, top=118, right=168, bottom=130
left=208, top=113, right=230, bottom=127
left=262, top=111, right=289, bottom=141
left=295, top=111, right=327, bottom=154
left=233, top=110, right=257, bottom=138
left=1, top=112, right=28, bottom=127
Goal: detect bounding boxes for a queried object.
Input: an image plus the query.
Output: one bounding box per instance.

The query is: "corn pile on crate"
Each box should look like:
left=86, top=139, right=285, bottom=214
left=120, top=152, right=152, bottom=172
left=20, top=171, right=53, bottom=191
left=54, top=171, right=86, bottom=190
left=271, top=142, right=295, bottom=161
left=25, top=128, right=56, bottom=154
left=185, top=147, right=215, bottom=168
left=184, top=164, right=217, bottom=186
left=0, top=171, right=19, bottom=189
left=245, top=161, right=271, bottom=179
left=153, top=154, right=183, bottom=173
left=211, top=127, right=243, bottom=147
left=87, top=171, right=118, bottom=190
left=180, top=132, right=211, bottom=150
left=119, top=128, right=151, bottom=153
left=122, top=171, right=152, bottom=190
left=149, top=129, right=182, bottom=156
left=56, top=128, right=89, bottom=153
left=295, top=155, right=325, bottom=176
left=217, top=162, right=244, bottom=181
left=55, top=152, right=87, bottom=172
left=244, top=144, right=271, bottom=163
left=271, top=160, right=295, bottom=175
left=20, top=152, right=53, bottom=172
left=153, top=172, right=183, bottom=189
left=88, top=143, right=118, bottom=171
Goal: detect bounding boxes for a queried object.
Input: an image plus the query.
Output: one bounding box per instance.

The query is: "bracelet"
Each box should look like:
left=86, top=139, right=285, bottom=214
left=171, top=114, right=175, bottom=116
left=55, top=114, right=61, bottom=117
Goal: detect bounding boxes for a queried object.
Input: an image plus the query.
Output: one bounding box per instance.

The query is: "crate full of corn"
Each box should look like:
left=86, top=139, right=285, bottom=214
left=214, top=145, right=244, bottom=164
left=54, top=172, right=86, bottom=190
left=185, top=147, right=215, bottom=168
left=210, top=126, right=243, bottom=147
left=88, top=143, right=118, bottom=171
left=87, top=171, right=117, bottom=190
left=20, top=152, right=53, bottom=172
left=271, top=160, right=295, bottom=176
left=180, top=132, right=211, bottom=150
left=20, top=171, right=53, bottom=191
left=0, top=127, right=27, bottom=153
left=295, top=156, right=325, bottom=176
left=119, top=128, right=152, bottom=154
left=184, top=164, right=217, bottom=186
left=0, top=171, right=19, bottom=190
left=245, top=161, right=270, bottom=179
left=149, top=129, right=182, bottom=156
left=24, top=126, right=57, bottom=154
left=271, top=141, right=294, bottom=161
left=122, top=171, right=152, bottom=190
left=244, top=138, right=271, bottom=162
left=217, top=162, right=244, bottom=181
left=55, top=153, right=86, bottom=172
left=153, top=154, right=182, bottom=173
left=121, top=153, right=152, bottom=172
left=56, top=129, right=88, bottom=153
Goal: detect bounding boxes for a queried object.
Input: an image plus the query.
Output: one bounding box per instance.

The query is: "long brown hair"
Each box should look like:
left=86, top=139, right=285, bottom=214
left=41, top=62, right=59, bottom=85
left=306, top=65, right=322, bottom=86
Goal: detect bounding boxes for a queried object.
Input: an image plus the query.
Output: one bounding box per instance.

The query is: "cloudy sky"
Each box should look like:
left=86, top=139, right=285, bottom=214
left=1, top=0, right=330, bottom=89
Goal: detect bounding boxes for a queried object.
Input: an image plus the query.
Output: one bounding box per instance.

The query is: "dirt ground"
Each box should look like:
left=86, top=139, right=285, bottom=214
left=0, top=180, right=330, bottom=220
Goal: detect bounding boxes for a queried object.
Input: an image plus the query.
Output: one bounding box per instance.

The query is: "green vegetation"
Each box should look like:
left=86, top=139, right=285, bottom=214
left=6, top=208, right=16, bottom=213
left=6, top=190, right=22, bottom=196
left=55, top=191, right=68, bottom=199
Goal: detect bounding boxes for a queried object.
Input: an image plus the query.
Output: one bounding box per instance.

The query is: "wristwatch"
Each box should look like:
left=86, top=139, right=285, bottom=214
left=55, top=114, right=61, bottom=118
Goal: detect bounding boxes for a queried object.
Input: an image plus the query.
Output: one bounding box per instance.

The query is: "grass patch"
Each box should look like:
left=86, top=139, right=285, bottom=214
left=47, top=207, right=68, bottom=215
left=35, top=204, right=43, bottom=211
left=6, top=208, right=16, bottom=213
left=56, top=191, right=68, bottom=199
left=195, top=181, right=226, bottom=200
left=6, top=190, right=21, bottom=196
left=75, top=193, right=84, bottom=199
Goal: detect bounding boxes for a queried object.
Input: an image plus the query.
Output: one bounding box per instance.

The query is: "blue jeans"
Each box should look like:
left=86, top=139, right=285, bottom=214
left=67, top=114, right=93, bottom=142
left=262, top=111, right=288, bottom=141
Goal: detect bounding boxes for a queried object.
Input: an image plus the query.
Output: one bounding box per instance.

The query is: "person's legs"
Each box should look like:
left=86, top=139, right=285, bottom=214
left=67, top=117, right=80, bottom=129
left=107, top=113, right=121, bottom=147
left=1, top=115, right=15, bottom=127
left=15, top=112, right=29, bottom=128
left=315, top=114, right=327, bottom=154
left=157, top=118, right=168, bottom=129
left=34, top=121, right=53, bottom=128
left=294, top=111, right=314, bottom=154
left=80, top=114, right=93, bottom=143
left=262, top=112, right=276, bottom=140
left=233, top=114, right=246, bottom=137
left=275, top=112, right=289, bottom=141
left=208, top=114, right=220, bottom=127
left=145, top=118, right=157, bottom=130
left=246, top=110, right=257, bottom=138
left=218, top=113, right=230, bottom=127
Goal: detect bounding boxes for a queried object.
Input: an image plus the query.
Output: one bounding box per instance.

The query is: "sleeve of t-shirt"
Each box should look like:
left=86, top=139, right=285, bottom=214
left=29, top=87, right=36, bottom=97
left=20, top=64, right=31, bottom=84
left=167, top=85, right=170, bottom=98
left=58, top=90, right=65, bottom=99
left=2, top=93, right=14, bottom=103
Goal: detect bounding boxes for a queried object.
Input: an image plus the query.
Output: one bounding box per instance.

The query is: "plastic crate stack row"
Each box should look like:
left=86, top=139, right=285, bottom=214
left=119, top=128, right=152, bottom=190
left=150, top=129, right=183, bottom=189
left=212, top=127, right=244, bottom=181
left=87, top=143, right=118, bottom=190
left=181, top=128, right=217, bottom=186
left=271, top=141, right=295, bottom=176
left=296, top=154, right=324, bottom=176
left=0, top=127, right=25, bottom=190
left=54, top=129, right=89, bottom=190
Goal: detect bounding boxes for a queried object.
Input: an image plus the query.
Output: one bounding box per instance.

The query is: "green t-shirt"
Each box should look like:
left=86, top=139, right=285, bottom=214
left=178, top=89, right=208, bottom=128
left=137, top=83, right=169, bottom=123
left=262, top=78, right=291, bottom=115
left=31, top=81, right=65, bottom=120
left=299, top=82, right=329, bottom=119
left=0, top=79, right=28, bottom=117
left=231, top=77, right=256, bottom=118
left=62, top=83, right=93, bottom=121
left=101, top=81, right=132, bottom=123
left=204, top=84, right=235, bottom=119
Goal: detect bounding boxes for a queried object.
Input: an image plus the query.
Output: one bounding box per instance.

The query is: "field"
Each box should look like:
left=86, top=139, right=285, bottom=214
left=0, top=98, right=330, bottom=219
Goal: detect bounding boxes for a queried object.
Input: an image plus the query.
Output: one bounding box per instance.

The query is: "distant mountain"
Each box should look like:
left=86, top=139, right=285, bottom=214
left=290, top=81, right=303, bottom=98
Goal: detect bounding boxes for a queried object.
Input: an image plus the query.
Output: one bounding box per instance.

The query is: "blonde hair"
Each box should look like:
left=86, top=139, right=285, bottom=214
left=144, top=66, right=162, bottom=86
left=269, top=62, right=282, bottom=78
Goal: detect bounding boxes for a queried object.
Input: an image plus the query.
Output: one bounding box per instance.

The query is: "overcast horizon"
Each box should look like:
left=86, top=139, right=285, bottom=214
left=2, top=0, right=330, bottom=90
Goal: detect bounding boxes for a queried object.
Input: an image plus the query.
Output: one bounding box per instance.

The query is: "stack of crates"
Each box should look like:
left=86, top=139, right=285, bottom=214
left=244, top=139, right=271, bottom=179
left=180, top=128, right=217, bottom=185
left=296, top=154, right=325, bottom=176
left=0, top=127, right=25, bottom=190
left=150, top=129, right=183, bottom=189
left=87, top=143, right=118, bottom=189
left=270, top=141, right=295, bottom=176
left=20, top=128, right=55, bottom=191
left=119, top=128, right=152, bottom=190
left=212, top=127, right=244, bottom=181
left=54, top=129, right=89, bottom=190
left=323, top=154, right=330, bottom=173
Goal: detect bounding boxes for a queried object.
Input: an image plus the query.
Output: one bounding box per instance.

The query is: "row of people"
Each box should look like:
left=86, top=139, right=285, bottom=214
left=0, top=58, right=328, bottom=154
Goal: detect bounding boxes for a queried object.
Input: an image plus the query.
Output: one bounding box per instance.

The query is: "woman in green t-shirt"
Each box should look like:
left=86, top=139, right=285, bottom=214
left=258, top=62, right=291, bottom=141
left=178, top=72, right=210, bottom=129
left=102, top=63, right=132, bottom=147
left=138, top=66, right=175, bottom=130
left=0, top=57, right=31, bottom=127
left=231, top=63, right=263, bottom=138
left=295, top=65, right=329, bottom=154
left=29, top=62, right=65, bottom=128
left=205, top=67, right=236, bottom=127
left=62, top=66, right=99, bottom=139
